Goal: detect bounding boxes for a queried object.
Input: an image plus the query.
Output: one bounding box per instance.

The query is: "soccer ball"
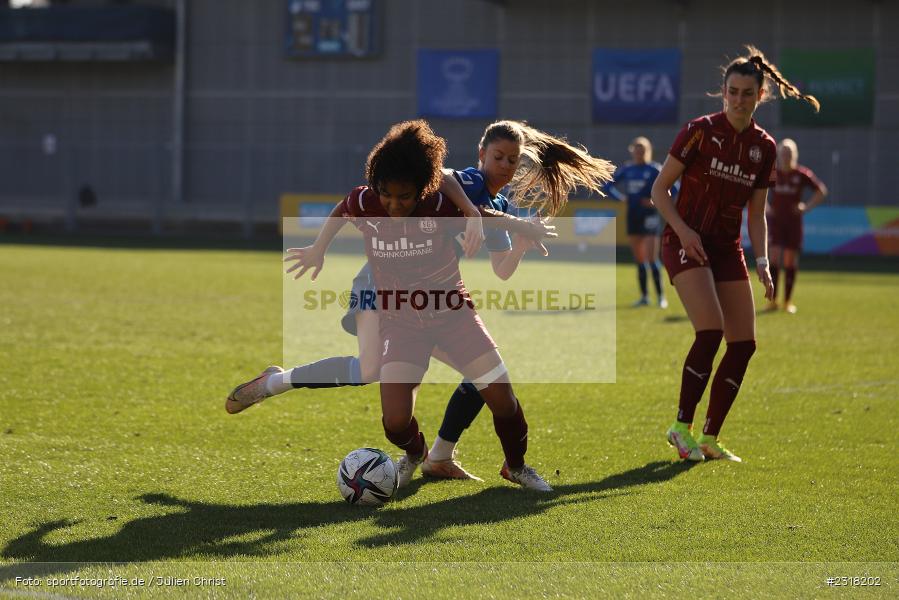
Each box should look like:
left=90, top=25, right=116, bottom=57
left=336, top=448, right=398, bottom=506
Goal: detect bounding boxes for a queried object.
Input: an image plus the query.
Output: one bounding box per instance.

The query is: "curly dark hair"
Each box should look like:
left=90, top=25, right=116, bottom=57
left=365, top=120, right=447, bottom=198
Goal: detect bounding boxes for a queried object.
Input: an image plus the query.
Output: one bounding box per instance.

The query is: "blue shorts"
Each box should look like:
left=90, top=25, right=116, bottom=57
left=626, top=208, right=661, bottom=237
left=341, top=263, right=377, bottom=336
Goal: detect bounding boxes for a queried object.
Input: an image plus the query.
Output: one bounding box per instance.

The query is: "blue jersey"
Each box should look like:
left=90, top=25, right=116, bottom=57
left=452, top=167, right=512, bottom=252
left=603, top=161, right=677, bottom=211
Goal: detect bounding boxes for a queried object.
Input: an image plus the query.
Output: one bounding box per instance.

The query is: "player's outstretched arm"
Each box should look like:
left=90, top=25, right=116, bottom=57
left=490, top=234, right=543, bottom=280
left=480, top=208, right=555, bottom=257
left=747, top=188, right=774, bottom=300
left=284, top=203, right=346, bottom=281
left=440, top=170, right=484, bottom=258
left=480, top=207, right=556, bottom=239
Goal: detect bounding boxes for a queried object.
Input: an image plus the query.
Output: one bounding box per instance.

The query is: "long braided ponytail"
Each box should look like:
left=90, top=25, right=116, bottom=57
left=714, top=45, right=820, bottom=112
left=747, top=49, right=820, bottom=112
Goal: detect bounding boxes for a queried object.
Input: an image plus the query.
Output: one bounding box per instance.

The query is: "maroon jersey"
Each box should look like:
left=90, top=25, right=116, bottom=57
left=337, top=186, right=467, bottom=316
left=667, top=112, right=776, bottom=241
left=772, top=165, right=823, bottom=219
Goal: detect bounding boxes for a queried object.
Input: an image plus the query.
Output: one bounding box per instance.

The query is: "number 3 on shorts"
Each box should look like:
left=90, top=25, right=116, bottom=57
left=678, top=248, right=687, bottom=264
left=383, top=339, right=390, bottom=357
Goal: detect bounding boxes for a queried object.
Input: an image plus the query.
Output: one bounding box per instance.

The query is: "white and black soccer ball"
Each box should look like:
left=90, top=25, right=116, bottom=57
left=336, top=448, right=398, bottom=506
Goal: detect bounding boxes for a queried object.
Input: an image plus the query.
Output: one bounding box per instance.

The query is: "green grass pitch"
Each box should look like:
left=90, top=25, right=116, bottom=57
left=1, top=240, right=896, bottom=598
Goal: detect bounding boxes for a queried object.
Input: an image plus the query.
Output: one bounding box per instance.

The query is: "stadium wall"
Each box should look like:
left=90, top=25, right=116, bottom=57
left=0, top=0, right=896, bottom=238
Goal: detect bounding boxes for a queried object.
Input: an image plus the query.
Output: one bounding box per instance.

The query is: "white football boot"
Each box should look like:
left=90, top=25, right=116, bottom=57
left=500, top=462, right=553, bottom=492
left=395, top=445, right=428, bottom=489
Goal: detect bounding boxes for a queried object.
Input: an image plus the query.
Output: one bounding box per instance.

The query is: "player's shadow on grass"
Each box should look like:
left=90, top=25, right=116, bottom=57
left=661, top=314, right=690, bottom=323
left=0, top=460, right=693, bottom=580
left=0, top=492, right=361, bottom=569
left=360, top=459, right=696, bottom=547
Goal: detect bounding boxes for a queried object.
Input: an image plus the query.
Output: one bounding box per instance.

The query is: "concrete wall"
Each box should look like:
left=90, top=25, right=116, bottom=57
left=0, top=0, right=895, bottom=230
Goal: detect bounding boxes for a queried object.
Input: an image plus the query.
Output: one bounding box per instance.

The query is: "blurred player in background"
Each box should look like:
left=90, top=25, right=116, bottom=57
left=652, top=46, right=820, bottom=463
left=767, top=138, right=828, bottom=313
left=604, top=136, right=676, bottom=308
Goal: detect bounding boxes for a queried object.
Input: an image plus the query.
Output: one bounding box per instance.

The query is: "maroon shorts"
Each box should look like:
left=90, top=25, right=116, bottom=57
left=379, top=309, right=497, bottom=370
left=769, top=215, right=803, bottom=250
left=661, top=231, right=749, bottom=284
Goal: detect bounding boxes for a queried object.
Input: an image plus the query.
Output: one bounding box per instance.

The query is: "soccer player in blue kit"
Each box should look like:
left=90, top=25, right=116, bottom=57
left=604, top=137, right=677, bottom=308
left=423, top=121, right=612, bottom=480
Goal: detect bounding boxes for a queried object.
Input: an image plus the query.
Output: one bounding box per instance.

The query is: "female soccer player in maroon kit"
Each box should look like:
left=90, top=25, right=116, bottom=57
left=256, top=121, right=560, bottom=490
left=767, top=138, right=828, bottom=313
left=651, top=47, right=820, bottom=462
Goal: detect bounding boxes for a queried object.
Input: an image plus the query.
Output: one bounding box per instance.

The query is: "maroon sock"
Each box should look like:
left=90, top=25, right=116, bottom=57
left=770, top=264, right=780, bottom=300
left=383, top=416, right=424, bottom=457
left=784, top=267, right=796, bottom=302
left=703, top=340, right=756, bottom=436
left=678, top=329, right=723, bottom=424
left=493, top=402, right=528, bottom=469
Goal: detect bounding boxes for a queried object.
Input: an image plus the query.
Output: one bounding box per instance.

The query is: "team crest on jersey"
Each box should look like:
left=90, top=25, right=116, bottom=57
left=419, top=216, right=437, bottom=233
left=749, top=145, right=762, bottom=164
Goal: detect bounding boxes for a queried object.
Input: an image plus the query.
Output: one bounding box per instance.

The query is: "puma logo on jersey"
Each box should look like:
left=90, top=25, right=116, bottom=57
left=366, top=220, right=381, bottom=233
left=711, top=136, right=724, bottom=149
left=725, top=377, right=740, bottom=390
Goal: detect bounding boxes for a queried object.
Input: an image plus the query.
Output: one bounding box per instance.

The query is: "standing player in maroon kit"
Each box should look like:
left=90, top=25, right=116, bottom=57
left=767, top=138, right=828, bottom=313
left=651, top=46, right=820, bottom=462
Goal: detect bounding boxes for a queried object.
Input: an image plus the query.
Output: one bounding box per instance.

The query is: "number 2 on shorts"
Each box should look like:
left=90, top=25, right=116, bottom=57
left=678, top=248, right=687, bottom=264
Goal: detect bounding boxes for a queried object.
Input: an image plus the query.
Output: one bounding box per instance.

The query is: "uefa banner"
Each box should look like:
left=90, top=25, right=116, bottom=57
left=780, top=48, right=875, bottom=127
left=592, top=48, right=680, bottom=123
left=417, top=49, right=498, bottom=119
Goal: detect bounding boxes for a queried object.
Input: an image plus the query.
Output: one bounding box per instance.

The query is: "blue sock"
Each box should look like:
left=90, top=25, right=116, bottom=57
left=637, top=263, right=648, bottom=298
left=650, top=261, right=663, bottom=297
left=288, top=356, right=364, bottom=389
left=437, top=381, right=486, bottom=443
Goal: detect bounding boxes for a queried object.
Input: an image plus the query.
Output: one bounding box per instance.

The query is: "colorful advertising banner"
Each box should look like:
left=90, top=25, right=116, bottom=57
left=283, top=196, right=898, bottom=257
left=780, top=48, right=875, bottom=127
left=804, top=207, right=899, bottom=255
left=592, top=48, right=680, bottom=123
left=741, top=206, right=899, bottom=256
left=417, top=49, right=498, bottom=119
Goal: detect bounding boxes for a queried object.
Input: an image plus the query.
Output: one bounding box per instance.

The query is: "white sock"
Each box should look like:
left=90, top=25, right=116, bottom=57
left=264, top=370, right=293, bottom=396
left=428, top=435, right=456, bottom=462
